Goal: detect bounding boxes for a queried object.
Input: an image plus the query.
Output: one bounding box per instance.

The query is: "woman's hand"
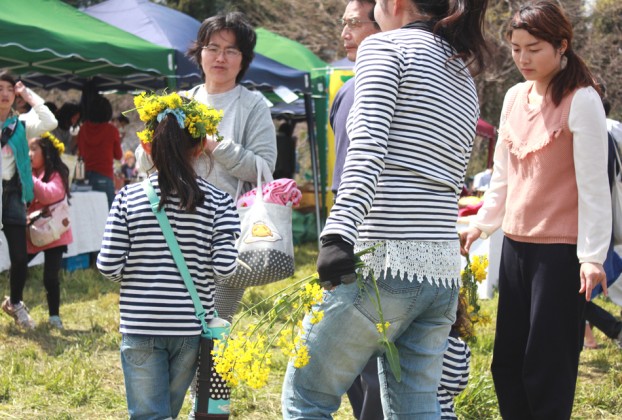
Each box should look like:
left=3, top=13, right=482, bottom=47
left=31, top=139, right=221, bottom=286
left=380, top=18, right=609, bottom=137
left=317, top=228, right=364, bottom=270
left=14, top=81, right=34, bottom=106
left=459, top=227, right=482, bottom=256
left=203, top=135, right=220, bottom=153
left=579, top=262, right=607, bottom=302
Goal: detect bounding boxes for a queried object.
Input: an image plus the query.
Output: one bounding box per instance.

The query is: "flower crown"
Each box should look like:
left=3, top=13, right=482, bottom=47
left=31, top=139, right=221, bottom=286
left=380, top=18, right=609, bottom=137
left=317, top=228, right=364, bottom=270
left=126, top=92, right=223, bottom=144
left=41, top=132, right=65, bottom=155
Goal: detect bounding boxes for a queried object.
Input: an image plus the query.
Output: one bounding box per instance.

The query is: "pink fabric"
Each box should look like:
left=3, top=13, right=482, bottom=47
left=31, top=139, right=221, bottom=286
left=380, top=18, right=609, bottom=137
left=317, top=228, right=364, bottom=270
left=237, top=178, right=302, bottom=208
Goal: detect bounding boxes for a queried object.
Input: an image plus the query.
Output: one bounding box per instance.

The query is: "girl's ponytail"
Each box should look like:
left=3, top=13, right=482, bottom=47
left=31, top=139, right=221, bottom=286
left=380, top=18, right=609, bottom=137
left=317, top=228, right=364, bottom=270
left=413, top=0, right=491, bottom=76
left=151, top=116, right=205, bottom=213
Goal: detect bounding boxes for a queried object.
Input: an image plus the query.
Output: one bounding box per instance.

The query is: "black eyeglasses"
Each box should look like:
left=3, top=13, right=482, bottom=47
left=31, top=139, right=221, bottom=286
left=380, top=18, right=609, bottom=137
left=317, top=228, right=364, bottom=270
left=202, top=45, right=242, bottom=59
left=338, top=18, right=375, bottom=29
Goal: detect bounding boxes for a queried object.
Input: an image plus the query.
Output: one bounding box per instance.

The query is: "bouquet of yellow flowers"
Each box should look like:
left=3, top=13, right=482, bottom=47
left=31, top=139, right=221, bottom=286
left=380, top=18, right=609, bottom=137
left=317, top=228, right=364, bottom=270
left=125, top=91, right=224, bottom=144
left=212, top=243, right=401, bottom=389
left=459, top=254, right=491, bottom=342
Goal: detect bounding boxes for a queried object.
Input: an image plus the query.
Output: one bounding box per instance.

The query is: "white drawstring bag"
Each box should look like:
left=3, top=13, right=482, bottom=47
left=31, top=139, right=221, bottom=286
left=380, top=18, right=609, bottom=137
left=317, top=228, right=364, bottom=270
left=217, top=156, right=295, bottom=288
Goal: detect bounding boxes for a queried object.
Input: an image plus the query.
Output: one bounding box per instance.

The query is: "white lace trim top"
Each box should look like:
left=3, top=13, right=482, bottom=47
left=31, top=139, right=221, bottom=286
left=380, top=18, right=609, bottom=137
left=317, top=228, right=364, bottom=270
left=355, top=240, right=460, bottom=288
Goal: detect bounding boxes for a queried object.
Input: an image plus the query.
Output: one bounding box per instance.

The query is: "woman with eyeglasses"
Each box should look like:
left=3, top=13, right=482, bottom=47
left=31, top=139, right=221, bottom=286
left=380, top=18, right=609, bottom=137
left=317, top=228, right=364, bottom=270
left=136, top=12, right=277, bottom=323
left=186, top=11, right=277, bottom=321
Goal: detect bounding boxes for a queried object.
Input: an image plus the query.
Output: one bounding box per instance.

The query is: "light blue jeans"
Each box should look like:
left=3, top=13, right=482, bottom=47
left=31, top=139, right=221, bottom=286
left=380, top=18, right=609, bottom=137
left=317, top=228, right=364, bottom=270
left=121, top=334, right=200, bottom=420
left=282, top=272, right=458, bottom=420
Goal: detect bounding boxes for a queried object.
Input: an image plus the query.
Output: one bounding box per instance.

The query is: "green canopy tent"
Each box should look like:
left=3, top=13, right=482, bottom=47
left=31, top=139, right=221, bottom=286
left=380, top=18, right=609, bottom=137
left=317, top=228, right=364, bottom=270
left=0, top=0, right=175, bottom=91
left=255, top=28, right=330, bottom=234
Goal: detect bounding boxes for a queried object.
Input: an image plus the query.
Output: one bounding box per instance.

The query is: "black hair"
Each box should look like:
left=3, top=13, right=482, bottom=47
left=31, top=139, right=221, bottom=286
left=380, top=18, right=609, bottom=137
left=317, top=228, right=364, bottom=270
left=506, top=1, right=599, bottom=106
left=150, top=110, right=211, bottom=212
left=350, top=0, right=380, bottom=30
left=0, top=71, right=16, bottom=86
left=85, top=95, right=113, bottom=123
left=34, top=137, right=71, bottom=202
left=410, top=0, right=491, bottom=76
left=44, top=101, right=58, bottom=115
left=188, top=12, right=256, bottom=84
left=57, top=102, right=81, bottom=131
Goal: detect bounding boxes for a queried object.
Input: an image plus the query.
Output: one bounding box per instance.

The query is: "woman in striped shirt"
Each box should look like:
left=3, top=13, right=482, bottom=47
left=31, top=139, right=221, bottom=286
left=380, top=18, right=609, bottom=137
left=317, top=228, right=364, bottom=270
left=97, top=97, right=240, bottom=419
left=282, top=0, right=490, bottom=418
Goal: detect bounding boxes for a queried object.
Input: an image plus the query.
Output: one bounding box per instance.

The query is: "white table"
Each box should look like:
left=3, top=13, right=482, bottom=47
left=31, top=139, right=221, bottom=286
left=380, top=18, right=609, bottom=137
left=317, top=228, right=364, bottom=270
left=0, top=191, right=109, bottom=272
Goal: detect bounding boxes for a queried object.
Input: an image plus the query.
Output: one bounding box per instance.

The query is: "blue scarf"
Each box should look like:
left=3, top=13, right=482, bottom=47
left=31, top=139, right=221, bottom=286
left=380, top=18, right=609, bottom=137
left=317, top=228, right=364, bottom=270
left=3, top=117, right=34, bottom=203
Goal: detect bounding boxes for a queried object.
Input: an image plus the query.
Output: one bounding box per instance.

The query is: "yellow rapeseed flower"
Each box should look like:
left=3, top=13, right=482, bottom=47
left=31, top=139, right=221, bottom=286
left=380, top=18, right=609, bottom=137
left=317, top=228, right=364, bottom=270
left=293, top=343, right=310, bottom=368
left=310, top=310, right=324, bottom=324
left=376, top=322, right=390, bottom=334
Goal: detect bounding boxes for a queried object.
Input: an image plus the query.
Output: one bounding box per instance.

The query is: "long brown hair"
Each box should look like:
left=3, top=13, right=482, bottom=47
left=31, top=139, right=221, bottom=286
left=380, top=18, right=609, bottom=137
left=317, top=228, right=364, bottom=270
left=506, top=1, right=600, bottom=106
left=150, top=114, right=210, bottom=213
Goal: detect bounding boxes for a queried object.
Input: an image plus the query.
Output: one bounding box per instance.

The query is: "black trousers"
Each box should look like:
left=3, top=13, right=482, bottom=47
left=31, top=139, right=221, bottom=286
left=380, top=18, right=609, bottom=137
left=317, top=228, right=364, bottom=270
left=4, top=223, right=29, bottom=305
left=346, top=358, right=383, bottom=420
left=492, top=237, right=585, bottom=420
left=585, top=301, right=622, bottom=340
left=28, top=246, right=64, bottom=316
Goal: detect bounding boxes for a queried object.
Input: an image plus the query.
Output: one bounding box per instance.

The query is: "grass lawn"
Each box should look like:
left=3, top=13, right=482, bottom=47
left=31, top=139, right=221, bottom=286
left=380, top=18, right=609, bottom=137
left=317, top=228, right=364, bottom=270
left=0, top=242, right=621, bottom=418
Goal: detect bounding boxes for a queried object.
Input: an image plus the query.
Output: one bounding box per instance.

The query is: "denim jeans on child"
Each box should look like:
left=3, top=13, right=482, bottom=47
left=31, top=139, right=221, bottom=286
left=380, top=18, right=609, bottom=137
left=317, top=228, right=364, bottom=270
left=121, top=334, right=200, bottom=420
left=282, top=272, right=458, bottom=420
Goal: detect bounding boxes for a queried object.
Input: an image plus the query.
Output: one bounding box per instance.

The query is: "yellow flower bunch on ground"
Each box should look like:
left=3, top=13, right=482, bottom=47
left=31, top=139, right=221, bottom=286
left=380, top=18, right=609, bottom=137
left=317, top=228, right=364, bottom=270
left=212, top=244, right=400, bottom=389
left=460, top=254, right=491, bottom=343
left=127, top=91, right=223, bottom=143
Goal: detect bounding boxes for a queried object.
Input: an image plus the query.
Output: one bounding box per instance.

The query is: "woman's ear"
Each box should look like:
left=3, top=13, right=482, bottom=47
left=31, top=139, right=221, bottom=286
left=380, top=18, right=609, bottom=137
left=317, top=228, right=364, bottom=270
left=560, top=39, right=568, bottom=54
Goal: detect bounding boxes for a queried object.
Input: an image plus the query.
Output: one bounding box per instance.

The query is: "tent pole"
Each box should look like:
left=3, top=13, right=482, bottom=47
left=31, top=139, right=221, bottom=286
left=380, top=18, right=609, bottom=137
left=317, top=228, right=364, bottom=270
left=304, top=92, right=322, bottom=250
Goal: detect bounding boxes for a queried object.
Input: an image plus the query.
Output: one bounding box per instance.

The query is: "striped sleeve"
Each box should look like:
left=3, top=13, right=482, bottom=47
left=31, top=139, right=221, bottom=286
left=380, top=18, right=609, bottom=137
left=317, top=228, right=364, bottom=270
left=438, top=336, right=471, bottom=419
left=322, top=36, right=400, bottom=244
left=97, top=188, right=130, bottom=282
left=322, top=28, right=479, bottom=244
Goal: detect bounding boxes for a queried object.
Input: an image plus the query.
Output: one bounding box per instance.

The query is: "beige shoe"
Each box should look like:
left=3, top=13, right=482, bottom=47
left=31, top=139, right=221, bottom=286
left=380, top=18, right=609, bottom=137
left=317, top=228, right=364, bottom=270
left=1, top=296, right=36, bottom=330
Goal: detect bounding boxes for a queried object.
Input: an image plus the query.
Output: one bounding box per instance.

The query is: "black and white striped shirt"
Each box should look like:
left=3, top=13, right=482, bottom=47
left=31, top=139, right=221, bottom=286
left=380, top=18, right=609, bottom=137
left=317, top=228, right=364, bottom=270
left=438, top=335, right=471, bottom=419
left=324, top=26, right=479, bottom=245
left=97, top=174, right=240, bottom=336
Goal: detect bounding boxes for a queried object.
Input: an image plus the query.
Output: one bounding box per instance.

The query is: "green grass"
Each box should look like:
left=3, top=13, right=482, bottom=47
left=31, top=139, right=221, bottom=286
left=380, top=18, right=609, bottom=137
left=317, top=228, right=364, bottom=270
left=0, top=243, right=621, bottom=418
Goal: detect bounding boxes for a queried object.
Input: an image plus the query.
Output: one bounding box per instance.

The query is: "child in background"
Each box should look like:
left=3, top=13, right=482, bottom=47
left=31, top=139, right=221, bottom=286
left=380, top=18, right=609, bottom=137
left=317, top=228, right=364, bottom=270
left=97, top=93, right=240, bottom=419
left=120, top=150, right=137, bottom=185
left=25, top=132, right=73, bottom=329
left=438, top=295, right=472, bottom=419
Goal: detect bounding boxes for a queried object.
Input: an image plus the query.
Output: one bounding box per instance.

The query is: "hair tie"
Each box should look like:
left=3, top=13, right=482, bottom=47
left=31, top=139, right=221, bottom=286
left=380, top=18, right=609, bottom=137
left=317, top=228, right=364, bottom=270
left=157, top=108, right=186, bottom=129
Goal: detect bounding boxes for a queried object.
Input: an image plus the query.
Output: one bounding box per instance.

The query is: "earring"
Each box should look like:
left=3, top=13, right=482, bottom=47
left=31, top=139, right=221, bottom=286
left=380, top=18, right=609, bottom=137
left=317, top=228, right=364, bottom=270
left=560, top=55, right=568, bottom=70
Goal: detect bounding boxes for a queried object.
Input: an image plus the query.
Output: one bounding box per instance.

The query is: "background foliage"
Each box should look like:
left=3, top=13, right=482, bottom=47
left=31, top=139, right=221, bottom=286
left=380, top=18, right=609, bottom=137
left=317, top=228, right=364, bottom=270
left=62, top=0, right=622, bottom=123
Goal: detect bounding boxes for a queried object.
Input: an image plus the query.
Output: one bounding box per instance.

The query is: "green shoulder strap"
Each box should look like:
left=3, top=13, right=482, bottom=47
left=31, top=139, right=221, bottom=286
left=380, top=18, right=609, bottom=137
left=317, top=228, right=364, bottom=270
left=141, top=178, right=212, bottom=334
